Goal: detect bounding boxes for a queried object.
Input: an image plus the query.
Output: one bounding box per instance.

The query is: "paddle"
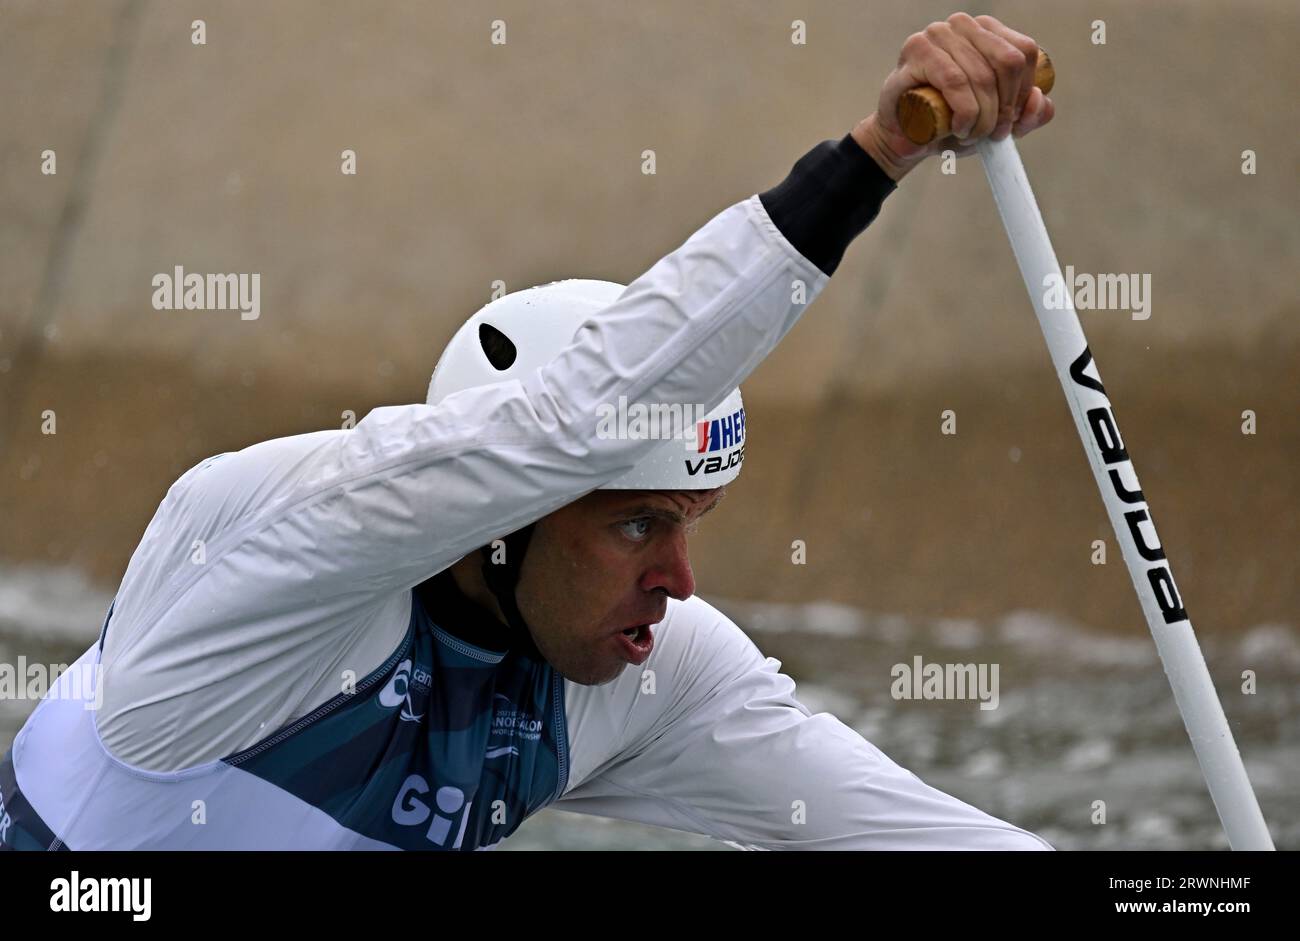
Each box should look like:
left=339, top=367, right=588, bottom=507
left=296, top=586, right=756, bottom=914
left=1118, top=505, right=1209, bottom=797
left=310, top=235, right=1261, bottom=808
left=898, top=57, right=1274, bottom=850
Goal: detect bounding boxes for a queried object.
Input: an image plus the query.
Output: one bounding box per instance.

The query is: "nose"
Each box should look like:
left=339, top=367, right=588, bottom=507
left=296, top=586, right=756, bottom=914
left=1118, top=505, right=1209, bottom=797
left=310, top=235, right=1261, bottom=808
left=638, top=529, right=696, bottom=601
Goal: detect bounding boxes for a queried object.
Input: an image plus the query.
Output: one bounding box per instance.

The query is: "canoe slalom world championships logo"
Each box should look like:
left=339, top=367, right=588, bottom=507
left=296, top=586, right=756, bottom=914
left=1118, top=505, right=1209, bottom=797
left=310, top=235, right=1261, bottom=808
left=379, top=659, right=431, bottom=723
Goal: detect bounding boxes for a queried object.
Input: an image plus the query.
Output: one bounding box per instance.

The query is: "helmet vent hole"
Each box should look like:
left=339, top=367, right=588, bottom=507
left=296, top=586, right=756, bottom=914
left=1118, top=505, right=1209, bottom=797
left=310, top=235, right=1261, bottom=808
left=478, top=323, right=517, bottom=371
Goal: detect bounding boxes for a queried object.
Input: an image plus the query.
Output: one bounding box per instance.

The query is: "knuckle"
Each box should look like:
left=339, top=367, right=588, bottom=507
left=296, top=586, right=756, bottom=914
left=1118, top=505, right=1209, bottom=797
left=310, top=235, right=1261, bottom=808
left=998, top=47, right=1028, bottom=72
left=974, top=14, right=1003, bottom=30
left=970, top=62, right=997, bottom=92
left=924, top=22, right=949, bottom=43
left=1015, top=36, right=1039, bottom=59
left=939, top=64, right=968, bottom=90
left=946, top=11, right=975, bottom=29
left=902, top=31, right=927, bottom=55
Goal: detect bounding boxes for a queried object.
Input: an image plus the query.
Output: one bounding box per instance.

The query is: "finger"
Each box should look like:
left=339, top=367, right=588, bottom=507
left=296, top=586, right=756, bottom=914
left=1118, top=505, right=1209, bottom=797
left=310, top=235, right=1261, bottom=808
left=886, top=29, right=980, bottom=142
left=921, top=21, right=998, bottom=140
left=1011, top=87, right=1044, bottom=137
left=1012, top=89, right=1054, bottom=137
left=948, top=13, right=1028, bottom=141
left=974, top=15, right=1040, bottom=123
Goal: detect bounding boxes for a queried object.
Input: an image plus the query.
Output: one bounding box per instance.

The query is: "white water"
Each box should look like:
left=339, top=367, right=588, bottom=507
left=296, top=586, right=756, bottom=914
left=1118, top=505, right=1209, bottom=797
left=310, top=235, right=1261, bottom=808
left=1, top=565, right=1295, bottom=850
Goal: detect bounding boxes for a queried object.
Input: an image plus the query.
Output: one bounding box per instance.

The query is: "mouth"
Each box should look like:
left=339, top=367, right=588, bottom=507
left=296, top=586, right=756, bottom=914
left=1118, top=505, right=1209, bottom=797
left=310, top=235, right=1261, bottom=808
left=615, top=623, right=655, bottom=665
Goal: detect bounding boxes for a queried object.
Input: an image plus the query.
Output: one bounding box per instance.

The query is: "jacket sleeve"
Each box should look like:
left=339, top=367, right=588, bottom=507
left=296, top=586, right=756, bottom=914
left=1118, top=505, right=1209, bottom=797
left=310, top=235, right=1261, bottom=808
left=555, top=597, right=1054, bottom=851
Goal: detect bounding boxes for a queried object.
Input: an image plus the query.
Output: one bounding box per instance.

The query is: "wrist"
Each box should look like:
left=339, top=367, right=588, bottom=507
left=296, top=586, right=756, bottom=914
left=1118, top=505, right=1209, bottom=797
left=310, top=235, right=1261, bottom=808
left=851, top=113, right=916, bottom=183
left=757, top=134, right=897, bottom=277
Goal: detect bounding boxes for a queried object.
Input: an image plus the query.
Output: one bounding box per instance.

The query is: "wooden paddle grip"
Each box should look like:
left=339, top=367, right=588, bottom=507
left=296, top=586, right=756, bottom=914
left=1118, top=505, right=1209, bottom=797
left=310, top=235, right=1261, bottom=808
left=897, top=48, right=1054, bottom=145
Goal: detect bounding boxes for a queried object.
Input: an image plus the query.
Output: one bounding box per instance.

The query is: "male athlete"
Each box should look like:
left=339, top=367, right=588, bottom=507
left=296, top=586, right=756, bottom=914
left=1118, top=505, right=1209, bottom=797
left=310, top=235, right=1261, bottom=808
left=2, top=14, right=1056, bottom=850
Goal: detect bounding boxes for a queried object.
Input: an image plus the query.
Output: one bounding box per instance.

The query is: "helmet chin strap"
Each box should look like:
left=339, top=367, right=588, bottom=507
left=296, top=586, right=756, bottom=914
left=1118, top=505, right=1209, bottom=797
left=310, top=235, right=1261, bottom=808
left=479, top=524, right=537, bottom=642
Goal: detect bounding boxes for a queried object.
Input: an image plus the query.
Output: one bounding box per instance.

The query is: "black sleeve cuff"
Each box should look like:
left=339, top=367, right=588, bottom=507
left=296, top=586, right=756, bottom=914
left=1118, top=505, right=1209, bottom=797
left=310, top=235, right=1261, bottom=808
left=758, top=133, right=897, bottom=277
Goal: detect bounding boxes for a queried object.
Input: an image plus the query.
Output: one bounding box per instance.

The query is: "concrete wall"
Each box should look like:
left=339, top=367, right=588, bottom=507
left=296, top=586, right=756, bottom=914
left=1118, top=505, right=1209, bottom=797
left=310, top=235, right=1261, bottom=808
left=2, top=0, right=1296, bottom=633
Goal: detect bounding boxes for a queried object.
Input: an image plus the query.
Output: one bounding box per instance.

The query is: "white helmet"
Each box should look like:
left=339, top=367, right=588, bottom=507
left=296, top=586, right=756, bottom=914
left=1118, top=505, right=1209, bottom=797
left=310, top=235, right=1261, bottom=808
left=428, top=279, right=745, bottom=490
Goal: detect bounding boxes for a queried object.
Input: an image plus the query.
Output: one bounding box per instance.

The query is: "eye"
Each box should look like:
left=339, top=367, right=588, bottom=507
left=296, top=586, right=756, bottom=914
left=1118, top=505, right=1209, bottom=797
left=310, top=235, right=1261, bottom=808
left=617, top=518, right=653, bottom=541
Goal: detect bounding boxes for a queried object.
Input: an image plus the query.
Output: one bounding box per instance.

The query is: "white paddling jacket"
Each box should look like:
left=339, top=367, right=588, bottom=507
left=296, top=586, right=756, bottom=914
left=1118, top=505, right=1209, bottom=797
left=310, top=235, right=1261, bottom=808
left=1, top=134, right=1052, bottom=851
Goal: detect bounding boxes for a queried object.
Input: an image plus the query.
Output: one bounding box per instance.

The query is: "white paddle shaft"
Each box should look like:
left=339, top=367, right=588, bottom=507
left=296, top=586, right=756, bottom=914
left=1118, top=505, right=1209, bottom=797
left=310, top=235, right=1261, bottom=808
left=977, top=136, right=1273, bottom=850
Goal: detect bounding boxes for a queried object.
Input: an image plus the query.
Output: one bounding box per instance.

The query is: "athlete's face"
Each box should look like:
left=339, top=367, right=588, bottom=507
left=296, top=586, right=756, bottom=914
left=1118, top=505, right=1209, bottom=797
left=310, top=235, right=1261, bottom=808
left=515, top=487, right=725, bottom=685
